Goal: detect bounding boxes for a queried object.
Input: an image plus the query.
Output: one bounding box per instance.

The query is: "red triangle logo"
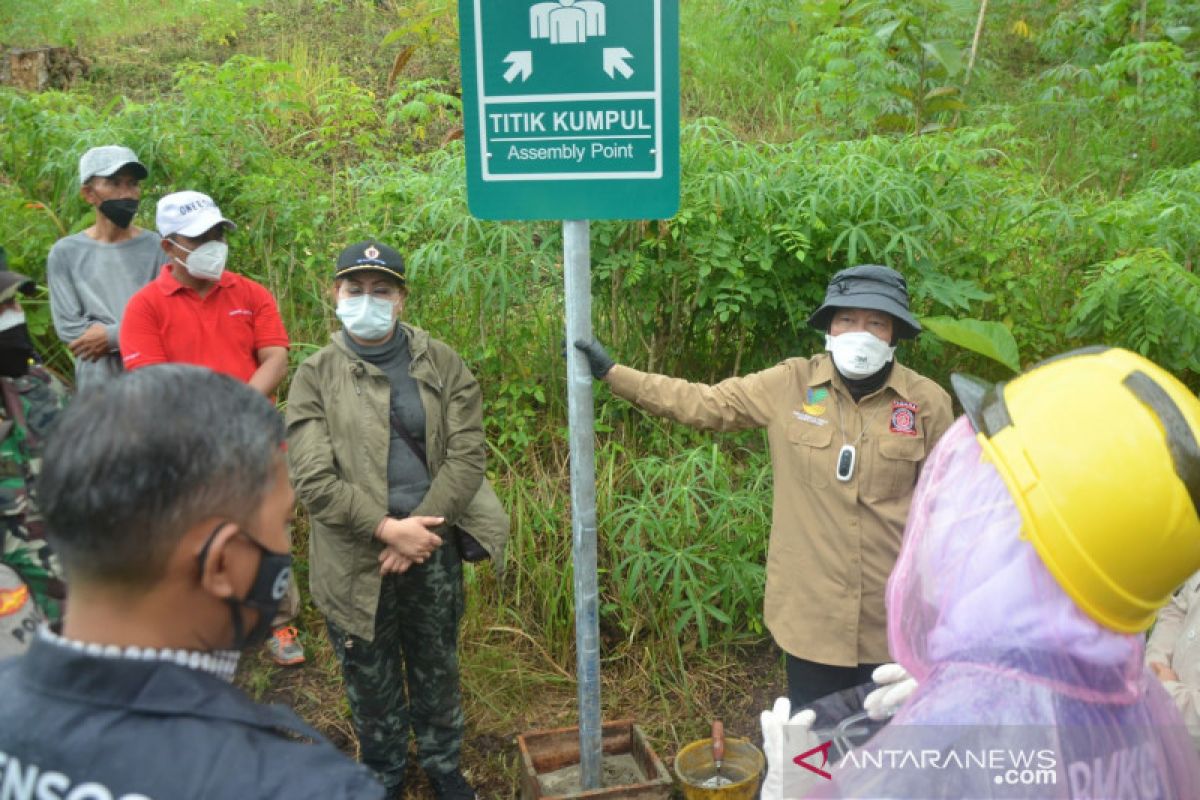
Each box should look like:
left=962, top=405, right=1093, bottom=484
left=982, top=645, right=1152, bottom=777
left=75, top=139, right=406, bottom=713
left=793, top=740, right=833, bottom=780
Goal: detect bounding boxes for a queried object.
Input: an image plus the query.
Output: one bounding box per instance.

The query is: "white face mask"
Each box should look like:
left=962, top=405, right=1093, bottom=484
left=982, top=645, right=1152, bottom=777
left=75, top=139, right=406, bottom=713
left=336, top=295, right=397, bottom=341
left=825, top=331, right=895, bottom=379
left=174, top=240, right=228, bottom=281
left=0, top=309, right=25, bottom=332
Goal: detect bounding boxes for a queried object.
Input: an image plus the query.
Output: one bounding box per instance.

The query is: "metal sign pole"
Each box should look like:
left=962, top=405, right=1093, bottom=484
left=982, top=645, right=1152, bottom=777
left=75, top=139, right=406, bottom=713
left=563, top=218, right=602, bottom=790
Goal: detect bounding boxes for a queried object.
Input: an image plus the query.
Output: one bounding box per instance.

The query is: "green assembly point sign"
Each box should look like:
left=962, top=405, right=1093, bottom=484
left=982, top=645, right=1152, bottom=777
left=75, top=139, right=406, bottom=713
left=458, top=0, right=680, bottom=221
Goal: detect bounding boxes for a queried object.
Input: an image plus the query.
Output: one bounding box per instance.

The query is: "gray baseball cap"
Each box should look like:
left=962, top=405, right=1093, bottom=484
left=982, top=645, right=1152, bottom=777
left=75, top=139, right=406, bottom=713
left=807, top=264, right=921, bottom=340
left=79, top=145, right=148, bottom=186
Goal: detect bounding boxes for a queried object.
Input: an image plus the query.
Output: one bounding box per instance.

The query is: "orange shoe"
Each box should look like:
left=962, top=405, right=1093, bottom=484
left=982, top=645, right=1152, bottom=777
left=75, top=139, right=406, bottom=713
left=266, top=625, right=305, bottom=666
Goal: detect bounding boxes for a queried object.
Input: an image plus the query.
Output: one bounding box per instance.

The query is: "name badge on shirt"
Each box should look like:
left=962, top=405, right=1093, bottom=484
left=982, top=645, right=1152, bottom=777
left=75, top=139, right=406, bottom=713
left=793, top=409, right=829, bottom=426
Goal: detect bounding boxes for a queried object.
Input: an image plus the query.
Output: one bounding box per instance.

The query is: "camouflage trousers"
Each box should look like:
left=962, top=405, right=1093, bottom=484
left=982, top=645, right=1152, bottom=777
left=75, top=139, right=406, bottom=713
left=326, top=541, right=465, bottom=791
left=1, top=513, right=64, bottom=628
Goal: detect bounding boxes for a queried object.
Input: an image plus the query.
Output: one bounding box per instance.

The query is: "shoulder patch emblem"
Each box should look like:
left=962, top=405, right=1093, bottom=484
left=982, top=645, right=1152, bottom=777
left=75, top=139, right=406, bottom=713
left=890, top=400, right=918, bottom=436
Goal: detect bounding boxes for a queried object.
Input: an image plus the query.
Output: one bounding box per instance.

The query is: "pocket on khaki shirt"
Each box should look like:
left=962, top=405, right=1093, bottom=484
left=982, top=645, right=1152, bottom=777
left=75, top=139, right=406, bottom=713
left=788, top=418, right=834, bottom=489
left=863, top=434, right=925, bottom=501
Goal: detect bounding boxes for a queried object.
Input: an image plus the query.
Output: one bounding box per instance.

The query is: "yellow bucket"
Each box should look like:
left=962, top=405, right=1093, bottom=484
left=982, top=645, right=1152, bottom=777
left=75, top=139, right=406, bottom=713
left=674, top=736, right=765, bottom=800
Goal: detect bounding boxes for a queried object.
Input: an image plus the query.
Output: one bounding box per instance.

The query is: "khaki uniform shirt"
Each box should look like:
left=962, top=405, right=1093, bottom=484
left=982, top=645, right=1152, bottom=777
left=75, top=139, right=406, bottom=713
left=607, top=354, right=952, bottom=666
left=1146, top=572, right=1200, bottom=750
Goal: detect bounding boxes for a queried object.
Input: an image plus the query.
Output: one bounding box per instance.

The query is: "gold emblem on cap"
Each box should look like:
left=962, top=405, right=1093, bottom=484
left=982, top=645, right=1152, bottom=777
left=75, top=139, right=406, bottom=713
left=364, top=245, right=380, bottom=260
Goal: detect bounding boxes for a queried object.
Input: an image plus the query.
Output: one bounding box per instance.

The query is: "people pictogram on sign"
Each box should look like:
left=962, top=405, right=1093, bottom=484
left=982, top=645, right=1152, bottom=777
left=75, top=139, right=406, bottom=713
left=530, top=0, right=606, bottom=44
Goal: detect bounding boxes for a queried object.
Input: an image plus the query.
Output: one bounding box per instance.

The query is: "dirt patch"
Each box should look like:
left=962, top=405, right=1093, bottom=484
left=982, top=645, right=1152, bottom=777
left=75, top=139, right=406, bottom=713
left=1, top=46, right=88, bottom=91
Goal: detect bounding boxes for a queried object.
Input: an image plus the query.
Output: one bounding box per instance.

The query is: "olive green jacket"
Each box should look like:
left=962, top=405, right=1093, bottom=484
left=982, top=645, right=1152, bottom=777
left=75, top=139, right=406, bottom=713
left=286, top=324, right=509, bottom=641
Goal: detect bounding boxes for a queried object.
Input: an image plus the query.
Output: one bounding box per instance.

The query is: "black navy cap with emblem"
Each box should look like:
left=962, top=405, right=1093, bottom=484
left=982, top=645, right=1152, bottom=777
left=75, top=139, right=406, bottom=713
left=335, top=240, right=405, bottom=284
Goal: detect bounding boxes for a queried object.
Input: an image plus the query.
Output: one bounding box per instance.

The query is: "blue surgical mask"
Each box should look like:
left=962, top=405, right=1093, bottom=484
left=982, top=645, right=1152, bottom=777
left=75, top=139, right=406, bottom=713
left=336, top=295, right=396, bottom=341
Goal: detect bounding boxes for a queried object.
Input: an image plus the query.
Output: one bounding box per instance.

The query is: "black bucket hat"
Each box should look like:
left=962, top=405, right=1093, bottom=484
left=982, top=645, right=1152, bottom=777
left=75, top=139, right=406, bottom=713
left=807, top=264, right=921, bottom=340
left=0, top=248, right=35, bottom=305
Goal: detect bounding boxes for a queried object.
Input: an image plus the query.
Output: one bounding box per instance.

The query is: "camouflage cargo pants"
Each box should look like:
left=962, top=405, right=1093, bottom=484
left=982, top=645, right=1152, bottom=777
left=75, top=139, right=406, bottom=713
left=1, top=513, right=64, bottom=628
left=326, top=541, right=465, bottom=791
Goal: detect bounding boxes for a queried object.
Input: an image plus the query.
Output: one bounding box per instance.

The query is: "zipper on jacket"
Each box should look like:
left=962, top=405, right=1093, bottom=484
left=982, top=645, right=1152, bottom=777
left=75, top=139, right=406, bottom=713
left=408, top=347, right=444, bottom=393
left=350, top=362, right=365, bottom=395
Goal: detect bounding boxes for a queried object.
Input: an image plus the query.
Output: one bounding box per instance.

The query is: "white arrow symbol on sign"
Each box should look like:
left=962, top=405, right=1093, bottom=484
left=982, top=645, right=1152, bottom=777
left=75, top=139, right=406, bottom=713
left=499, top=51, right=532, bottom=83
left=603, top=47, right=634, bottom=79
left=503, top=51, right=532, bottom=83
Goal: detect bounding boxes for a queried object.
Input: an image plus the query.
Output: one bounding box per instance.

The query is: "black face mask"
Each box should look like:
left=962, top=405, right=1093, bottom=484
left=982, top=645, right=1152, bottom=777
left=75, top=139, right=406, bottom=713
left=98, top=198, right=139, bottom=229
left=0, top=324, right=35, bottom=378
left=198, top=525, right=293, bottom=651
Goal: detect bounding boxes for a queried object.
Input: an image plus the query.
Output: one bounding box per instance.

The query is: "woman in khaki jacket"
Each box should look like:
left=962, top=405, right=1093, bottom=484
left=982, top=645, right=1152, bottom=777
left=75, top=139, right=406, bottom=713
left=286, top=240, right=507, bottom=800
left=576, top=265, right=952, bottom=710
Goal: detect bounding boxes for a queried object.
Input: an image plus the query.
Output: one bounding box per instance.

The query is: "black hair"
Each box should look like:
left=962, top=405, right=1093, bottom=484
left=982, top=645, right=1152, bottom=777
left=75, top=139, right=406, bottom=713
left=37, top=364, right=286, bottom=587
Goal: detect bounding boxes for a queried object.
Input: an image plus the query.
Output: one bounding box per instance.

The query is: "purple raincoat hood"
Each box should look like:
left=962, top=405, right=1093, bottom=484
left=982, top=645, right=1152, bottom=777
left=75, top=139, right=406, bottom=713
left=807, top=417, right=1200, bottom=798
left=889, top=417, right=1142, bottom=702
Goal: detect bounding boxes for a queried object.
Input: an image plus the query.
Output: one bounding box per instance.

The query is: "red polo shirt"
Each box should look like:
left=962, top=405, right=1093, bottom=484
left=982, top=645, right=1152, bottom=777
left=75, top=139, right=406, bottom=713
left=120, top=264, right=289, bottom=383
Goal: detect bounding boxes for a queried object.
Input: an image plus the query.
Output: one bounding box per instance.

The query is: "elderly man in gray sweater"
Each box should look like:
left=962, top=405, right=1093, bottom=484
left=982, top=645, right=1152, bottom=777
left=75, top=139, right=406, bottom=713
left=47, top=145, right=160, bottom=392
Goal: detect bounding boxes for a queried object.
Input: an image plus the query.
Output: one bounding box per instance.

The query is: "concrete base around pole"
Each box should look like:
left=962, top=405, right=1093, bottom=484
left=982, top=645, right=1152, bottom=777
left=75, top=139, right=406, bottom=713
left=517, top=720, right=674, bottom=800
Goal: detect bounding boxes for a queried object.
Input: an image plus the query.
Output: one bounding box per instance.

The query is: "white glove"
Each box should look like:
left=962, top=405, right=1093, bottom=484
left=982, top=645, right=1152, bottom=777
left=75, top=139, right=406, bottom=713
left=863, top=663, right=918, bottom=720
left=760, top=697, right=820, bottom=800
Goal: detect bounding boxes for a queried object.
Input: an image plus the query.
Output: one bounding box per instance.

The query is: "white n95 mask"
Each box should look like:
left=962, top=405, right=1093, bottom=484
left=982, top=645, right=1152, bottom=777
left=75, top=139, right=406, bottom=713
left=825, top=331, right=895, bottom=379
left=174, top=240, right=228, bottom=281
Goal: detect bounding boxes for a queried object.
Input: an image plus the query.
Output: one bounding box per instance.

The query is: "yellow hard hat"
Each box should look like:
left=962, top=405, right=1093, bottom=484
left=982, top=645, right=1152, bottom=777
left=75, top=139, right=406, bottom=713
left=951, top=347, right=1200, bottom=633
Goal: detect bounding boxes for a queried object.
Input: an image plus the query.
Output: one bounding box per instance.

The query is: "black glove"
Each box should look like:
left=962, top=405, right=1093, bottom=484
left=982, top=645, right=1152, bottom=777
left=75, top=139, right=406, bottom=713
left=573, top=338, right=616, bottom=380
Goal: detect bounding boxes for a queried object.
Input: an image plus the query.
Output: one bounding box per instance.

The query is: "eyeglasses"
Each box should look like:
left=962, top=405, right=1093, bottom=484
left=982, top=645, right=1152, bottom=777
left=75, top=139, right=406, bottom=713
left=339, top=284, right=402, bottom=301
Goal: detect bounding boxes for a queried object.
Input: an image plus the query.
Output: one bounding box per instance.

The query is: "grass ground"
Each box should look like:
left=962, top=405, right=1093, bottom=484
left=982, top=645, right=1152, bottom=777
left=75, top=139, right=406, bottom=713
left=236, top=520, right=782, bottom=797
left=241, top=627, right=782, bottom=798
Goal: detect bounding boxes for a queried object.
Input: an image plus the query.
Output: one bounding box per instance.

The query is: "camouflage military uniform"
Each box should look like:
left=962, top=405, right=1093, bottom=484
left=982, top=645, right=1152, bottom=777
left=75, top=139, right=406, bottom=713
left=0, top=365, right=70, bottom=627
left=325, top=539, right=465, bottom=791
